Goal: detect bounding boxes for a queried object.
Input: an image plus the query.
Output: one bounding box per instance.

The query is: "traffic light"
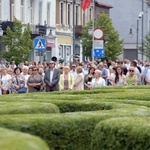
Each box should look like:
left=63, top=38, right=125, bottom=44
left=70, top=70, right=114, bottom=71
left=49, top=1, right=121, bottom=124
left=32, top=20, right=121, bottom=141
left=37, top=25, right=46, bottom=36
left=1, top=21, right=13, bottom=35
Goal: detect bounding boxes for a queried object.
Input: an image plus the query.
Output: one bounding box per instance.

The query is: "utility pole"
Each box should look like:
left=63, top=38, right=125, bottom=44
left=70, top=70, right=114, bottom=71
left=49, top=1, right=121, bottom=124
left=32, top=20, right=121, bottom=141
left=72, top=0, right=75, bottom=62
left=141, top=0, right=144, bottom=62
left=136, top=19, right=139, bottom=60
left=92, top=0, right=95, bottom=63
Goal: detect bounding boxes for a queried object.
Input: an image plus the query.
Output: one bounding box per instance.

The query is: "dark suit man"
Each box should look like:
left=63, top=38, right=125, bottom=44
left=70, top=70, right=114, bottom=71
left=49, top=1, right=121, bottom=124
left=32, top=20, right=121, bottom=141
left=44, top=61, right=60, bottom=92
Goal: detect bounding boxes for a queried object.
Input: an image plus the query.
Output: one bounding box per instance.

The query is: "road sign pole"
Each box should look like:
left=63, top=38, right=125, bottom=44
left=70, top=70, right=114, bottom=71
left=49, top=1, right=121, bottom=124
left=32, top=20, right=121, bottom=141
left=40, top=51, right=42, bottom=63
left=92, top=0, right=95, bottom=63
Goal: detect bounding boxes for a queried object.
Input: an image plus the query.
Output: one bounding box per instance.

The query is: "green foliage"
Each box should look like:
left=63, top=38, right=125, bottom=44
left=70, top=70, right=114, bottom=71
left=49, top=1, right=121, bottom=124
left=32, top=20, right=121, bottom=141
left=0, top=102, right=59, bottom=115
left=142, top=32, right=150, bottom=59
left=52, top=101, right=113, bottom=113
left=80, top=12, right=123, bottom=60
left=0, top=127, right=49, bottom=150
left=0, top=87, right=149, bottom=150
left=2, top=17, right=32, bottom=64
left=91, top=117, right=150, bottom=150
left=0, top=105, right=149, bottom=150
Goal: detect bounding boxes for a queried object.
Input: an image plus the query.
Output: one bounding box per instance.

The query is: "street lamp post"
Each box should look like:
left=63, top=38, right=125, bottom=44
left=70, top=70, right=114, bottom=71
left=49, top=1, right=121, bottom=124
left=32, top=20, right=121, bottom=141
left=0, top=24, right=3, bottom=61
left=136, top=20, right=139, bottom=60
left=129, top=20, right=139, bottom=60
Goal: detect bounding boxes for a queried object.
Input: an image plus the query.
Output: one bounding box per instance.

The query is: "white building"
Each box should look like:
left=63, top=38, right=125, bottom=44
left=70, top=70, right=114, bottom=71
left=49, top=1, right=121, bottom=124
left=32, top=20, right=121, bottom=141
left=0, top=0, right=57, bottom=63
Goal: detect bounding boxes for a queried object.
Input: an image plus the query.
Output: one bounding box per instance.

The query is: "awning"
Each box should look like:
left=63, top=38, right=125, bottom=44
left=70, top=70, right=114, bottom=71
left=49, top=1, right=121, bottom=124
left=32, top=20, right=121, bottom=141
left=47, top=42, right=55, bottom=48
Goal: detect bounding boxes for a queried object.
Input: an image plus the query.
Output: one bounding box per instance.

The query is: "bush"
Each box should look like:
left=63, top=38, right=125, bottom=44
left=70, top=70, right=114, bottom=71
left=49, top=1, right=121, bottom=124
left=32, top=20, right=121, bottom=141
left=0, top=127, right=49, bottom=150
left=91, top=117, right=150, bottom=150
left=0, top=102, right=59, bottom=114
left=53, top=101, right=113, bottom=113
left=0, top=106, right=149, bottom=150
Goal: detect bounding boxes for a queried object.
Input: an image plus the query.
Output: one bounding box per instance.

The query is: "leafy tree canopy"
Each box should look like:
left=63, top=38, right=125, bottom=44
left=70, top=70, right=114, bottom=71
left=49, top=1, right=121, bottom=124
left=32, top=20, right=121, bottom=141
left=80, top=12, right=123, bottom=61
left=142, top=32, right=150, bottom=59
left=2, top=17, right=32, bottom=65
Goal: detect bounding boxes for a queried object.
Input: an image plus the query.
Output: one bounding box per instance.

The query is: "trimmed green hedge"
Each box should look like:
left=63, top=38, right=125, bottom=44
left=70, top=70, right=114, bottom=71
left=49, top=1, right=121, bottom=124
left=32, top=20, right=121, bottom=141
left=1, top=87, right=150, bottom=103
left=0, top=105, right=149, bottom=150
left=91, top=117, right=150, bottom=150
left=0, top=86, right=149, bottom=149
left=0, top=127, right=49, bottom=150
left=0, top=102, right=59, bottom=114
left=52, top=101, right=113, bottom=113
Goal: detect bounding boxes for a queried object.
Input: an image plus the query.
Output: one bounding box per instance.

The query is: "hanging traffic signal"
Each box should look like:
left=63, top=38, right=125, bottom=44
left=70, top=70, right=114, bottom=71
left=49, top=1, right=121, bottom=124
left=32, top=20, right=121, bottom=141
left=36, top=25, right=46, bottom=36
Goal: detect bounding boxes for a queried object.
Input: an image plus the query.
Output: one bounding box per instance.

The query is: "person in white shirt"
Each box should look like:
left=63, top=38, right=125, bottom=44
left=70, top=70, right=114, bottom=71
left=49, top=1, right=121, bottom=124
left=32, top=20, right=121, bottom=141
left=91, top=69, right=106, bottom=89
left=22, top=66, right=30, bottom=91
left=0, top=67, right=12, bottom=94
left=73, top=66, right=84, bottom=91
left=70, top=64, right=77, bottom=79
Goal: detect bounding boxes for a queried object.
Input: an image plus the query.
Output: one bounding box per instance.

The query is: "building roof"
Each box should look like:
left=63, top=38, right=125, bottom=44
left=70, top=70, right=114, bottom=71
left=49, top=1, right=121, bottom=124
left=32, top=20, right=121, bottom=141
left=96, top=1, right=113, bottom=9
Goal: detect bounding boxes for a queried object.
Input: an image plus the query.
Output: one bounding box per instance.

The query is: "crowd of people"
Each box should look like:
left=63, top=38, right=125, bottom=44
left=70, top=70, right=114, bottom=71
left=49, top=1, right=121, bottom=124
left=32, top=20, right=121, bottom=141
left=0, top=58, right=150, bottom=95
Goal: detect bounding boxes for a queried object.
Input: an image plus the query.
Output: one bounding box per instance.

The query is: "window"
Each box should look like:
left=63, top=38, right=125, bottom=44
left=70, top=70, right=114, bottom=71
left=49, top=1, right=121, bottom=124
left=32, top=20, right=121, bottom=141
left=59, top=45, right=63, bottom=58
left=21, top=0, right=24, bottom=22
left=39, top=1, right=42, bottom=25
left=11, top=0, right=15, bottom=21
left=75, top=5, right=78, bottom=25
left=29, top=0, right=33, bottom=24
left=47, top=2, right=50, bottom=26
left=60, top=2, right=63, bottom=24
left=67, top=4, right=70, bottom=25
left=66, top=46, right=71, bottom=56
left=0, top=0, right=1, bottom=21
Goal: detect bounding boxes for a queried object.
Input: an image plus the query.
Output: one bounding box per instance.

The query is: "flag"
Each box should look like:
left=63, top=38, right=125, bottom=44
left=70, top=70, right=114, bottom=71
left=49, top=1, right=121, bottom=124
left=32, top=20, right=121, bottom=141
left=81, top=0, right=91, bottom=11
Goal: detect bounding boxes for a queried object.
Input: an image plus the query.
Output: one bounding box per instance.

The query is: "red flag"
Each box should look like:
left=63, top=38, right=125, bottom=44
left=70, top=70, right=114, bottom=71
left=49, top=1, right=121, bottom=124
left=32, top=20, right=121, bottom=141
left=81, top=0, right=91, bottom=11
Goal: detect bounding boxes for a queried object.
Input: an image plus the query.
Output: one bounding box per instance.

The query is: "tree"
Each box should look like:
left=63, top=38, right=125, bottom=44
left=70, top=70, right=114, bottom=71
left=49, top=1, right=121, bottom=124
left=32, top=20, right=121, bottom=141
left=80, top=12, right=123, bottom=61
left=2, top=17, right=33, bottom=65
left=142, top=32, right=150, bottom=59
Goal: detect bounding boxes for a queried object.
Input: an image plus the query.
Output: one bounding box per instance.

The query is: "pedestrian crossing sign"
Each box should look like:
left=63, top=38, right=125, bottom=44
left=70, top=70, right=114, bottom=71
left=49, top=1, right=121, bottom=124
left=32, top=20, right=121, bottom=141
left=34, top=37, right=46, bottom=51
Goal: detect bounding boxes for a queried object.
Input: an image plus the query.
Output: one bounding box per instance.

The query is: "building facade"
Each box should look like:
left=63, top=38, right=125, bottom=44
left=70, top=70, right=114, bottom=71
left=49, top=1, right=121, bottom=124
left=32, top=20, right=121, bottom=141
left=56, top=0, right=112, bottom=63
left=0, top=0, right=112, bottom=63
left=0, top=0, right=56, bottom=63
left=98, top=0, right=150, bottom=62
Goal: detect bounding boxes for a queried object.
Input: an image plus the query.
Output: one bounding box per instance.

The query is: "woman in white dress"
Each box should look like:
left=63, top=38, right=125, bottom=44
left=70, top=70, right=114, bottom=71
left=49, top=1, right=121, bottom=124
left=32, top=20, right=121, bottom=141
left=0, top=67, right=12, bottom=94
left=91, top=69, right=106, bottom=89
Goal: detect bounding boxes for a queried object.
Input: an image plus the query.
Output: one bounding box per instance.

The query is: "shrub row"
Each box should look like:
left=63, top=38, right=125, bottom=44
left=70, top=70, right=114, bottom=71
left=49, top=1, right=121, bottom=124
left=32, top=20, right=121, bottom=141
left=0, top=102, right=59, bottom=115
left=0, top=127, right=49, bottom=150
left=1, top=99, right=149, bottom=114
left=0, top=105, right=149, bottom=150
left=1, top=87, right=150, bottom=102
left=91, top=117, right=150, bottom=150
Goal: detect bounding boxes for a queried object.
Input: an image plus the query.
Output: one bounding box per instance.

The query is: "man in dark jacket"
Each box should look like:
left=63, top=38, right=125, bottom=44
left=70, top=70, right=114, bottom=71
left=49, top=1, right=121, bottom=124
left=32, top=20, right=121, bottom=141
left=44, top=61, right=60, bottom=92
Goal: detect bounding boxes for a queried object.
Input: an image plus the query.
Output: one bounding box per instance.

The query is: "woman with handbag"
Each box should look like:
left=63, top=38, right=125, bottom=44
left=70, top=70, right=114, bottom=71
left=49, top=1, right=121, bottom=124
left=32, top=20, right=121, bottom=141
left=27, top=66, right=43, bottom=92
left=84, top=67, right=95, bottom=90
left=11, top=67, right=27, bottom=94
